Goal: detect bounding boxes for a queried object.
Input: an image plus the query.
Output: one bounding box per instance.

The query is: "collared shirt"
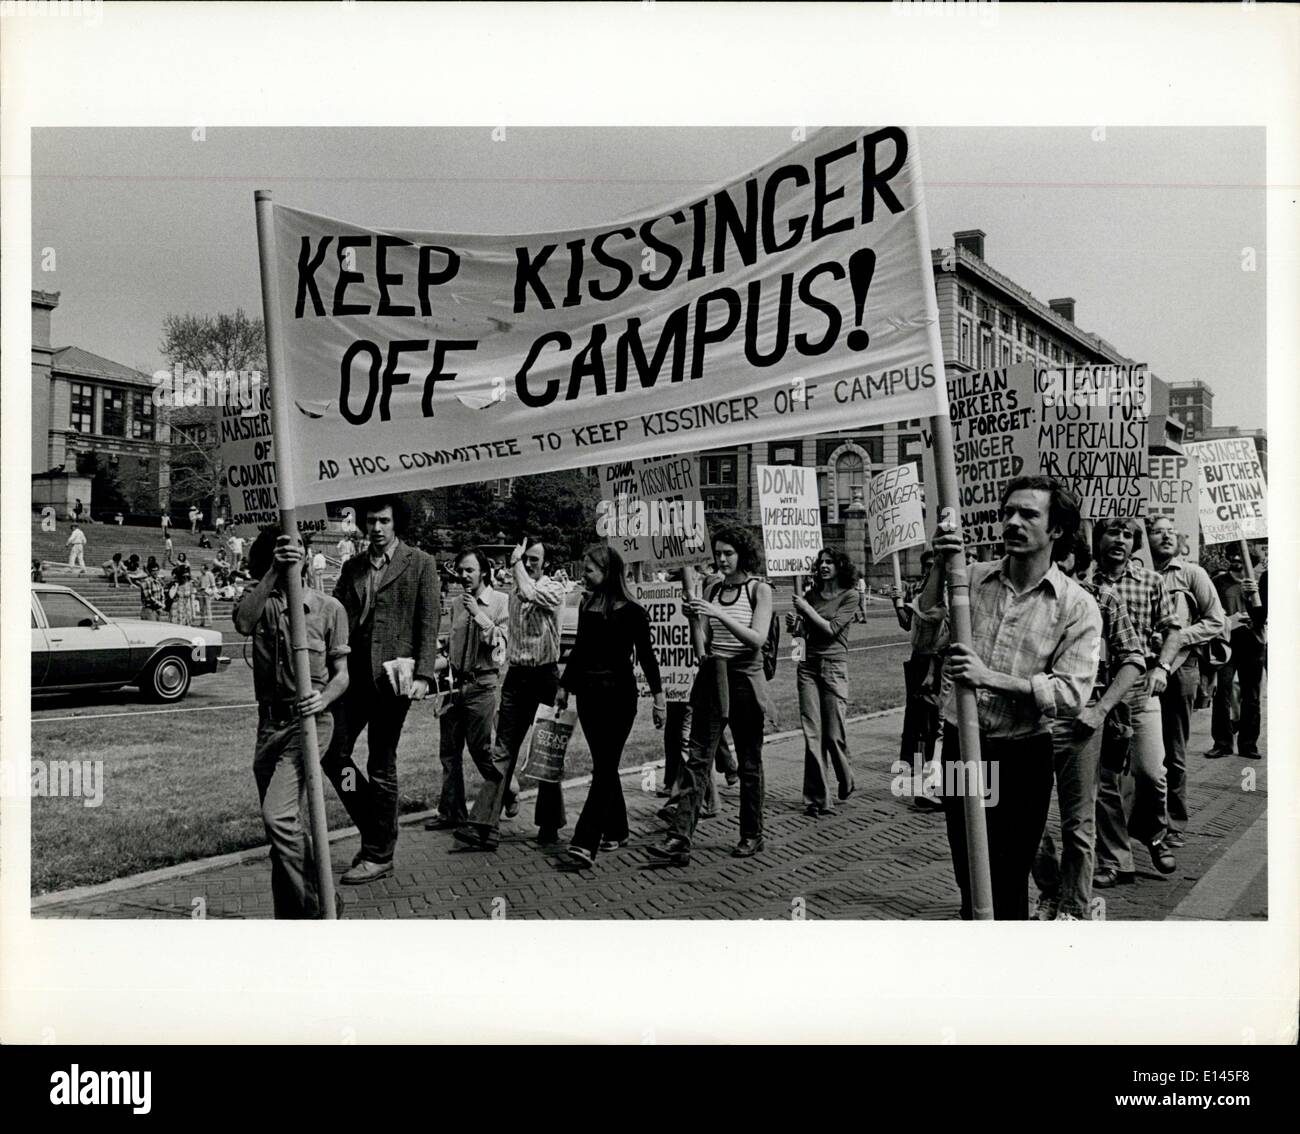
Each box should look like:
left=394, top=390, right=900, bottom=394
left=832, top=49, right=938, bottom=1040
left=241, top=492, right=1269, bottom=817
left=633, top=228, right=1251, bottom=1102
left=247, top=587, right=350, bottom=703
left=923, top=559, right=1102, bottom=738
left=67, top=529, right=86, bottom=547
left=1155, top=557, right=1226, bottom=652
left=1093, top=558, right=1180, bottom=664
left=449, top=584, right=509, bottom=674
left=507, top=570, right=568, bottom=666
left=1081, top=579, right=1147, bottom=705
left=138, top=574, right=167, bottom=610
left=359, top=539, right=398, bottom=627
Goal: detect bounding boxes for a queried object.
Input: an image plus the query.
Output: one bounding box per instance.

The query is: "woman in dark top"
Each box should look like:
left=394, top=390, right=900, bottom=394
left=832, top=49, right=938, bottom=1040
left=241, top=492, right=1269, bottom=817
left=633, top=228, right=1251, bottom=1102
left=556, top=544, right=666, bottom=867
left=788, top=548, right=859, bottom=814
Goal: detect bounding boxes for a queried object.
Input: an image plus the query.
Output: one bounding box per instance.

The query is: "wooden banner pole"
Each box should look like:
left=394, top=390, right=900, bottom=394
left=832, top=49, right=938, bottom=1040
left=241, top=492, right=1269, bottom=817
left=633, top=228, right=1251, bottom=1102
left=253, top=189, right=337, bottom=919
left=906, top=128, right=994, bottom=919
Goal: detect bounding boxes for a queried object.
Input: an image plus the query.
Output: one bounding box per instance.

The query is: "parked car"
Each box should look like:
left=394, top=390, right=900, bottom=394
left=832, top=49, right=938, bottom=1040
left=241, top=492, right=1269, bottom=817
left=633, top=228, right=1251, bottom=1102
left=31, top=584, right=229, bottom=703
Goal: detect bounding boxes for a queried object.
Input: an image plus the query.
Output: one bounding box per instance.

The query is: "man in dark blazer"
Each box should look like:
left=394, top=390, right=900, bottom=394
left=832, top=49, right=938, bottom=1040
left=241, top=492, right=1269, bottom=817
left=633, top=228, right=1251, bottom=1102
left=325, top=495, right=441, bottom=883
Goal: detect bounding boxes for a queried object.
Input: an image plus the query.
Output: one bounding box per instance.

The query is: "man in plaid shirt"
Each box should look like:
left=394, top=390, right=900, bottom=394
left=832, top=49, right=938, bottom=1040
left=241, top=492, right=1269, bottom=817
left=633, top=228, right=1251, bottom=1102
left=918, top=476, right=1102, bottom=920
left=1091, top=517, right=1185, bottom=887
left=131, top=560, right=167, bottom=621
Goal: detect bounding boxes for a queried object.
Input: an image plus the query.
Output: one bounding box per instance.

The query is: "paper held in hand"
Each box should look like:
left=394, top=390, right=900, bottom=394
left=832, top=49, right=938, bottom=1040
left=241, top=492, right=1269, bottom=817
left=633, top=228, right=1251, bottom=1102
left=383, top=656, right=416, bottom=697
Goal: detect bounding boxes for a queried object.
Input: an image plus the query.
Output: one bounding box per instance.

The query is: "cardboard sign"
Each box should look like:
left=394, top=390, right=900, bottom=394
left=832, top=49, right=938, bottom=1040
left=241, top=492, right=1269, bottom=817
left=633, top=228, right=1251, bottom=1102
left=1135, top=453, right=1200, bottom=567
left=1034, top=364, right=1149, bottom=520
left=921, top=363, right=1038, bottom=547
left=218, top=384, right=327, bottom=538
left=756, top=463, right=823, bottom=576
left=632, top=581, right=694, bottom=702
left=1185, top=437, right=1267, bottom=545
left=598, top=454, right=710, bottom=570
left=865, top=462, right=926, bottom=560
left=263, top=128, right=948, bottom=503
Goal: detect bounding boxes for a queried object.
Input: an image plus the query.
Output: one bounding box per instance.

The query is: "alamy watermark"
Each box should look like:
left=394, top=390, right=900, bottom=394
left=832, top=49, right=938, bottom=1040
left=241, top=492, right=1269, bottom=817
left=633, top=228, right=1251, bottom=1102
left=5, top=759, right=104, bottom=807
left=152, top=364, right=262, bottom=415
left=891, top=758, right=1000, bottom=806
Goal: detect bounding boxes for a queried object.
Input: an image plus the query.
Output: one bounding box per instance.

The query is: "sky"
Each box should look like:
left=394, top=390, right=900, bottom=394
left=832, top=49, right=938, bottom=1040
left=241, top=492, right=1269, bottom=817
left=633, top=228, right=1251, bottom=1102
left=30, top=125, right=1266, bottom=430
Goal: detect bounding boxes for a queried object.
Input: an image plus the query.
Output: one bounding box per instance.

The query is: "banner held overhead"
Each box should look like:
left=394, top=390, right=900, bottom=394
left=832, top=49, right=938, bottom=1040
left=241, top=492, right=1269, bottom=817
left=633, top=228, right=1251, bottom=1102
left=264, top=128, right=948, bottom=503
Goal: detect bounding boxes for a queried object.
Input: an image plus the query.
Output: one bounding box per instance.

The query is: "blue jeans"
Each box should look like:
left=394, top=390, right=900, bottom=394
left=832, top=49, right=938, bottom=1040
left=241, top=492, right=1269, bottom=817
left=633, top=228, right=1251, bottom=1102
left=1095, top=694, right=1168, bottom=873
left=1033, top=716, right=1104, bottom=918
left=254, top=711, right=333, bottom=918
left=797, top=656, right=853, bottom=810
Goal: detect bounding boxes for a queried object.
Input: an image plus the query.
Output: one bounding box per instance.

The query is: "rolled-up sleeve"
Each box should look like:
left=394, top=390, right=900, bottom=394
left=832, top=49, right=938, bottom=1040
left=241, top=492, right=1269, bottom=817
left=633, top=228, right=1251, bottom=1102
left=1042, top=589, right=1103, bottom=721
left=1179, top=566, right=1227, bottom=649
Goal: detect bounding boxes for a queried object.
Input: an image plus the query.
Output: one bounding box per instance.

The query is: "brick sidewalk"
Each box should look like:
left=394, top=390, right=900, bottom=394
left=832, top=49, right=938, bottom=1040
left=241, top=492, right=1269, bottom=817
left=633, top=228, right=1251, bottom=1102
left=34, top=698, right=1266, bottom=921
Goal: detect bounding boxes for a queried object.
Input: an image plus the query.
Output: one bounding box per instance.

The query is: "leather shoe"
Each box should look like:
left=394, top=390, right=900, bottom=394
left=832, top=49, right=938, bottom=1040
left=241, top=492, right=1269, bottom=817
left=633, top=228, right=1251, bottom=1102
left=452, top=825, right=499, bottom=851
left=503, top=798, right=520, bottom=819
left=1147, top=836, right=1177, bottom=875
left=1204, top=746, right=1234, bottom=759
left=423, top=814, right=460, bottom=831
left=1164, top=830, right=1186, bottom=848
left=535, top=827, right=561, bottom=846
left=565, top=845, right=595, bottom=868
left=340, top=858, right=393, bottom=885
left=1093, top=867, right=1136, bottom=889
left=838, top=784, right=856, bottom=802
left=599, top=838, right=626, bottom=852
left=732, top=836, right=765, bottom=858
left=1239, top=749, right=1262, bottom=760
left=647, top=837, right=690, bottom=866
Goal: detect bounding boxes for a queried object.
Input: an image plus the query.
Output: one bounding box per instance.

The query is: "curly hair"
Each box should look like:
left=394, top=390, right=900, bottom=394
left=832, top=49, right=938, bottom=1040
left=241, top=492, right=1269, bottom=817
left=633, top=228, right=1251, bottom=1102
left=710, top=523, right=763, bottom=575
left=813, top=547, right=858, bottom=589
left=355, top=494, right=411, bottom=534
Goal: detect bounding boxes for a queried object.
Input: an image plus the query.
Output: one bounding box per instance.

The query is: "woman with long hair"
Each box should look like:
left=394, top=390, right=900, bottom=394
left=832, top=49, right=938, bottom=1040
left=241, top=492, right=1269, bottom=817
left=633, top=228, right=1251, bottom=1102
left=649, top=524, right=776, bottom=865
left=556, top=544, right=666, bottom=868
left=789, top=548, right=859, bottom=815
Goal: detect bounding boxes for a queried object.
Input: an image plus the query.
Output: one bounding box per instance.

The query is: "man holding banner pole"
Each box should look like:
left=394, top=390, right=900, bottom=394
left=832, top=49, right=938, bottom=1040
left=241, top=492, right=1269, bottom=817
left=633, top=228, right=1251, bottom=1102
left=253, top=188, right=337, bottom=918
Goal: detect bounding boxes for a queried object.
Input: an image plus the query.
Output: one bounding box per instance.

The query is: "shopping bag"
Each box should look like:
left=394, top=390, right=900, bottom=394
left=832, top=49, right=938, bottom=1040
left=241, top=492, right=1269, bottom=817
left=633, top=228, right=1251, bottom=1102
left=518, top=703, right=578, bottom=783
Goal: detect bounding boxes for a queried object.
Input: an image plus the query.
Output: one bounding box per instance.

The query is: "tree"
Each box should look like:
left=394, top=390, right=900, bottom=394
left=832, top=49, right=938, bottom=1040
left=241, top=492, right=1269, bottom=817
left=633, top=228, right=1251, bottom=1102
left=75, top=451, right=130, bottom=516
left=160, top=309, right=266, bottom=519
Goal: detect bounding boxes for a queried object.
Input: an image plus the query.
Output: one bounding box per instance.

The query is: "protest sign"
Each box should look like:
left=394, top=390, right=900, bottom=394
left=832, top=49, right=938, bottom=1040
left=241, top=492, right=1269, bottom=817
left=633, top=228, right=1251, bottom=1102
left=632, top=581, right=694, bottom=702
left=1134, top=453, right=1200, bottom=567
left=865, top=462, right=926, bottom=561
left=921, top=363, right=1038, bottom=547
left=756, top=463, right=823, bottom=576
left=1035, top=364, right=1149, bottom=520
left=218, top=384, right=328, bottom=538
left=598, top=454, right=710, bottom=570
left=262, top=128, right=947, bottom=504
left=1185, top=437, right=1267, bottom=545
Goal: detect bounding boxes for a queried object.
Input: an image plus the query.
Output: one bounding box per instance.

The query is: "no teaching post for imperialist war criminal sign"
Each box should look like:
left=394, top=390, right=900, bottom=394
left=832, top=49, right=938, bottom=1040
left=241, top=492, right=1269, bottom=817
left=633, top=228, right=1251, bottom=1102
left=598, top=454, right=710, bottom=571
left=756, top=463, right=823, bottom=576
left=264, top=127, right=948, bottom=503
left=865, top=462, right=926, bottom=560
left=1185, top=437, right=1267, bottom=545
left=632, top=581, right=694, bottom=702
left=218, top=385, right=328, bottom=538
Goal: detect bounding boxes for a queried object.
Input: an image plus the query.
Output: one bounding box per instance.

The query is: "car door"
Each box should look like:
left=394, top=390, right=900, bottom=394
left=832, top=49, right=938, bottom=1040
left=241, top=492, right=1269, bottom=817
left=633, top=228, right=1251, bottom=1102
left=34, top=591, right=133, bottom=688
left=31, top=600, right=50, bottom=688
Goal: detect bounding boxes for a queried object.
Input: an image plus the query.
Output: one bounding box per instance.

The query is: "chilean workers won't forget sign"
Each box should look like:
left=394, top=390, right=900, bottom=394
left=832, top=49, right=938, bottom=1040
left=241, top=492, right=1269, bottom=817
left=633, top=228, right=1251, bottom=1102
left=266, top=128, right=946, bottom=502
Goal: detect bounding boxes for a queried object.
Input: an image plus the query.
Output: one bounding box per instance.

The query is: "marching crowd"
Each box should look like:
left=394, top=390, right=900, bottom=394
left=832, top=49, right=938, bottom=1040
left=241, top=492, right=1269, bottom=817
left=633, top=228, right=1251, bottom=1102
left=227, top=482, right=1265, bottom=921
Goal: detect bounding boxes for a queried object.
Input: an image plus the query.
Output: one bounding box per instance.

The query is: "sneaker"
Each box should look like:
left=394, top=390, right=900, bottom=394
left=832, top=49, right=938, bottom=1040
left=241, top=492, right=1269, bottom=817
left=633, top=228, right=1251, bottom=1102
left=647, top=837, right=691, bottom=866
left=1035, top=894, right=1059, bottom=922
left=732, top=836, right=765, bottom=858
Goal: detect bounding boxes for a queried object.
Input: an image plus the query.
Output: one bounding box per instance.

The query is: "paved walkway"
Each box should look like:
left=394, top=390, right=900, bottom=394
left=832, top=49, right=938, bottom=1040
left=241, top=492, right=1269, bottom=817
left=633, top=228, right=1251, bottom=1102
left=34, top=699, right=1267, bottom=921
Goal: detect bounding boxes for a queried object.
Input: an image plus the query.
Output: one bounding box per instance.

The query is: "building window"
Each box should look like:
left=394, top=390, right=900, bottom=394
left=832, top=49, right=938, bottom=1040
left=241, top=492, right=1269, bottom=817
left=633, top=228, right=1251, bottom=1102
left=1025, top=331, right=1036, bottom=350
left=978, top=301, right=991, bottom=324
left=898, top=434, right=924, bottom=464
left=1015, top=323, right=1023, bottom=342
left=1001, top=340, right=1012, bottom=367
left=835, top=451, right=865, bottom=516
left=70, top=383, right=95, bottom=433
left=767, top=442, right=799, bottom=465
left=999, top=313, right=1011, bottom=333
left=959, top=288, right=972, bottom=311
left=131, top=393, right=155, bottom=440
left=980, top=331, right=992, bottom=369
left=101, top=388, right=126, bottom=437
left=1051, top=345, right=1062, bottom=362
left=700, top=455, right=737, bottom=486
left=959, top=321, right=971, bottom=365
left=1015, top=348, right=1024, bottom=363
left=861, top=436, right=884, bottom=464
left=1064, top=352, right=1074, bottom=367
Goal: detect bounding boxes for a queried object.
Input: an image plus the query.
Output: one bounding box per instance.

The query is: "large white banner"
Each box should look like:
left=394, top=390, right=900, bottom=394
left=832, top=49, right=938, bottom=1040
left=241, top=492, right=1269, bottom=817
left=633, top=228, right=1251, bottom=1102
left=1185, top=437, right=1267, bottom=545
left=756, top=464, right=823, bottom=576
left=264, top=128, right=947, bottom=504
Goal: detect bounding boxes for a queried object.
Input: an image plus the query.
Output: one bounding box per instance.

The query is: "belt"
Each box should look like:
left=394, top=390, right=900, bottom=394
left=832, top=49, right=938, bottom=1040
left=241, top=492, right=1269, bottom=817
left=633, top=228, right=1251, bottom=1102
left=259, top=699, right=311, bottom=725
left=452, top=666, right=498, bottom=682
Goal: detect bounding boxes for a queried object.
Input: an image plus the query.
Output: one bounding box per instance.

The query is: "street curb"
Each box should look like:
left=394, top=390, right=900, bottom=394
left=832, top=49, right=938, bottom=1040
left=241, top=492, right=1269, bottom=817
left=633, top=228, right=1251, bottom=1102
left=30, top=704, right=908, bottom=910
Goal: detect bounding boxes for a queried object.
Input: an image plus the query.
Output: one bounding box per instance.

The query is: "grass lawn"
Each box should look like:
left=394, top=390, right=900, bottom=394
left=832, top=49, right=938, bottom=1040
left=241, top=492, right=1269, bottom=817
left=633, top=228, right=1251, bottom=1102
left=31, top=615, right=911, bottom=894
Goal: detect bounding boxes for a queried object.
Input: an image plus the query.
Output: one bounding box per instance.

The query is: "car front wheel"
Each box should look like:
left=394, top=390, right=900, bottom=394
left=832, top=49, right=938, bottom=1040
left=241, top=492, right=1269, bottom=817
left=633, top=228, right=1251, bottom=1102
left=140, top=652, right=191, bottom=702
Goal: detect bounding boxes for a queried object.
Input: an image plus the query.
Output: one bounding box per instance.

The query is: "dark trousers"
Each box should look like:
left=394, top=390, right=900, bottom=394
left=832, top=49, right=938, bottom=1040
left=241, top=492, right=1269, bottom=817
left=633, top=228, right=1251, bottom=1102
left=1160, top=659, right=1198, bottom=830
left=671, top=668, right=764, bottom=847
left=941, top=724, right=1054, bottom=921
left=323, top=678, right=410, bottom=865
left=467, top=663, right=565, bottom=835
left=899, top=652, right=940, bottom=774
left=437, top=672, right=499, bottom=824
left=571, top=677, right=638, bottom=854
left=1211, top=641, right=1264, bottom=753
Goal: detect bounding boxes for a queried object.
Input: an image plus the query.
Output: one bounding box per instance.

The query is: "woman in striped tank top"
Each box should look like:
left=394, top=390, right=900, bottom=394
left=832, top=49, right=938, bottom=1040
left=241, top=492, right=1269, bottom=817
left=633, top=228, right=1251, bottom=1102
left=649, top=524, right=775, bottom=866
